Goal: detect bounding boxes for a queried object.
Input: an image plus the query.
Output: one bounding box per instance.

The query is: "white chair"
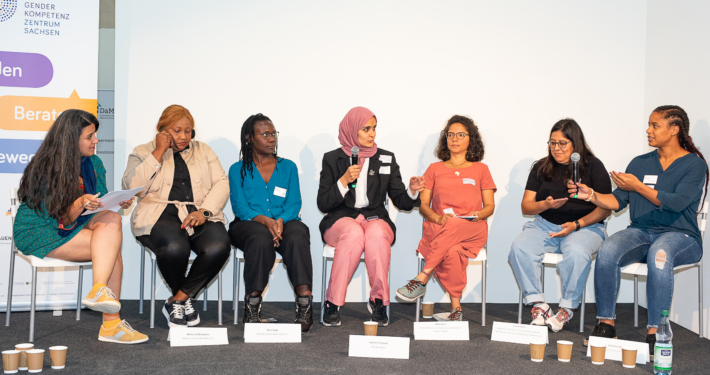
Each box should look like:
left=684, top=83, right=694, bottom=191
left=138, top=245, right=223, bottom=328
left=232, top=247, right=283, bottom=324
left=320, top=244, right=391, bottom=324
left=5, top=188, right=91, bottom=342
left=620, top=202, right=707, bottom=338
left=415, top=248, right=488, bottom=325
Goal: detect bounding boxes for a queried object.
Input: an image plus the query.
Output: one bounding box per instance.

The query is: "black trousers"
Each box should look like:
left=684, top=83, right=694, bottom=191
left=228, top=220, right=312, bottom=295
left=138, top=218, right=231, bottom=299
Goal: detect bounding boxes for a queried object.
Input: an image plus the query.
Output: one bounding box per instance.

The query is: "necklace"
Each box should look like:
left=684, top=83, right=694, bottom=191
left=449, top=160, right=467, bottom=176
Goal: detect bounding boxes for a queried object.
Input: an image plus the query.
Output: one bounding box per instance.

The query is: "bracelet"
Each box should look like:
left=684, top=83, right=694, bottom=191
left=585, top=188, right=595, bottom=202
left=574, top=220, right=581, bottom=231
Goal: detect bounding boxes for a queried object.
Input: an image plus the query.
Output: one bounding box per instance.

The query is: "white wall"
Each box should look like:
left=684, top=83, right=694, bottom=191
left=114, top=1, right=651, bottom=308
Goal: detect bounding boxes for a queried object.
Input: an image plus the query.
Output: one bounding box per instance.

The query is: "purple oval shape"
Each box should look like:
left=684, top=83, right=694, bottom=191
left=0, top=51, right=53, bottom=88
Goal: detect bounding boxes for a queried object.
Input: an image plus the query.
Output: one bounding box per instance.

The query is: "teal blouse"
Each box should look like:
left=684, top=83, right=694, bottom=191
left=13, top=155, right=108, bottom=258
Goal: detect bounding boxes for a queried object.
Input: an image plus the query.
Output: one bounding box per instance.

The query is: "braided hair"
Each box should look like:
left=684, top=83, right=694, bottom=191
left=653, top=105, right=709, bottom=210
left=239, top=113, right=278, bottom=186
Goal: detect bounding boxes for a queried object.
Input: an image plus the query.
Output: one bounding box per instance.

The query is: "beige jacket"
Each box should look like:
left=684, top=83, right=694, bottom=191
left=122, top=140, right=230, bottom=237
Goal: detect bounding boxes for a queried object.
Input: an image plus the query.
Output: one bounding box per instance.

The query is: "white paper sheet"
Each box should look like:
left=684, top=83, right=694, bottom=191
left=82, top=186, right=144, bottom=215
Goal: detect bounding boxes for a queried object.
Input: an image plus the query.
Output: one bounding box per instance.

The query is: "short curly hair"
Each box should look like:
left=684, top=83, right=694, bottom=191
left=435, top=115, right=484, bottom=162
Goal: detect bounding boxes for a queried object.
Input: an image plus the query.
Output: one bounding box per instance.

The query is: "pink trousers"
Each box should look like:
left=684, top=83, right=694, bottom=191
left=324, top=215, right=394, bottom=306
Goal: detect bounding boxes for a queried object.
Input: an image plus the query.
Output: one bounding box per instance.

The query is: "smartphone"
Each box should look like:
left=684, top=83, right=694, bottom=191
left=457, top=216, right=478, bottom=221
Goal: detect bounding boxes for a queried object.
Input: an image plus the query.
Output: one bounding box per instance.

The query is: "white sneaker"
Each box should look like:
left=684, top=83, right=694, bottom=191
left=530, top=303, right=551, bottom=326
left=547, top=308, right=573, bottom=332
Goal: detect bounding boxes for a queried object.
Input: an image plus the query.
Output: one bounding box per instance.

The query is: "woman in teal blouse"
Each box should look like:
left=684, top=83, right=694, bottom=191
left=228, top=113, right=313, bottom=332
left=13, top=110, right=148, bottom=344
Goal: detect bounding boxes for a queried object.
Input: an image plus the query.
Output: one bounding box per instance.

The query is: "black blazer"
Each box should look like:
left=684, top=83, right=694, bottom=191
left=317, top=148, right=420, bottom=244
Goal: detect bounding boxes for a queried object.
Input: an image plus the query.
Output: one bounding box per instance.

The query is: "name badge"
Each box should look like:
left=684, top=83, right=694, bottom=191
left=244, top=323, right=301, bottom=343
left=443, top=208, right=455, bottom=215
left=348, top=335, right=409, bottom=359
left=169, top=327, right=229, bottom=347
left=463, top=178, right=476, bottom=186
left=379, top=155, right=392, bottom=163
left=414, top=321, right=469, bottom=341
left=379, top=166, right=390, bottom=175
left=643, top=175, right=658, bottom=184
left=274, top=186, right=287, bottom=197
left=490, top=322, right=549, bottom=345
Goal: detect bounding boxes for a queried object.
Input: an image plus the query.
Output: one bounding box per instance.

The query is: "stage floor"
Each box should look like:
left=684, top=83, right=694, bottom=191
left=2, top=301, right=708, bottom=374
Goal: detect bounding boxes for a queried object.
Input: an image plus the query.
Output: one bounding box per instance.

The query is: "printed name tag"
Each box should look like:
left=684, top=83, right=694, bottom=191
left=379, top=166, right=390, bottom=174
left=348, top=335, right=409, bottom=359
left=274, top=186, right=287, bottom=197
left=643, top=175, right=658, bottom=184
left=379, top=155, right=392, bottom=163
left=443, top=208, right=455, bottom=215
left=414, top=321, right=469, bottom=340
left=169, top=327, right=229, bottom=347
left=490, top=322, right=549, bottom=345
left=244, top=323, right=301, bottom=343
left=463, top=178, right=476, bottom=186
left=586, top=336, right=649, bottom=364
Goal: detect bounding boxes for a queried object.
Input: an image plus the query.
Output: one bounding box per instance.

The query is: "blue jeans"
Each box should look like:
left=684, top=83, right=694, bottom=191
left=594, top=227, right=702, bottom=328
left=509, top=216, right=606, bottom=309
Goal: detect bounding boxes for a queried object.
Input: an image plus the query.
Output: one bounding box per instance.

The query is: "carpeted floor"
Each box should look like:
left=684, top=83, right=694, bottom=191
left=2, top=301, right=708, bottom=374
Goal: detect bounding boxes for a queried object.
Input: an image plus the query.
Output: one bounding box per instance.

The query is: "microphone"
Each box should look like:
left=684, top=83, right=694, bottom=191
left=350, top=146, right=359, bottom=189
left=571, top=152, right=581, bottom=184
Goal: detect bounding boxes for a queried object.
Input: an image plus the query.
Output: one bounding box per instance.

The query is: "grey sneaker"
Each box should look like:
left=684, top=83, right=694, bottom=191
left=434, top=307, right=463, bottom=321
left=395, top=278, right=426, bottom=302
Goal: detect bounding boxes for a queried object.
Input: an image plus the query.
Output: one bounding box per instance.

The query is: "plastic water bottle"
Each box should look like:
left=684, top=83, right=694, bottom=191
left=654, top=310, right=673, bottom=375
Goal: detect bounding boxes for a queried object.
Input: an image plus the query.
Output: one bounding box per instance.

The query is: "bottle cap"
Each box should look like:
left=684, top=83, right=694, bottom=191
left=661, top=310, right=669, bottom=316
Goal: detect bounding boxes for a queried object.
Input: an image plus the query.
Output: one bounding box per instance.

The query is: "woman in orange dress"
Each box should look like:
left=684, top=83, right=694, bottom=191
left=396, top=115, right=496, bottom=321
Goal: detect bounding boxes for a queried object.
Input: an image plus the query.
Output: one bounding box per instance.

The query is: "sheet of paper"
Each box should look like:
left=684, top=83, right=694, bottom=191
left=244, top=323, right=301, bottom=343
left=348, top=335, right=409, bottom=359
left=169, top=327, right=229, bottom=347
left=586, top=336, right=649, bottom=364
left=82, top=186, right=144, bottom=215
left=414, top=321, right=469, bottom=340
left=490, top=321, right=549, bottom=345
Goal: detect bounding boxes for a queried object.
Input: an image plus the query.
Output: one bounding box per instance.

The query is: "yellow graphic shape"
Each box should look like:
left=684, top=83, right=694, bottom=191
left=0, top=90, right=97, bottom=131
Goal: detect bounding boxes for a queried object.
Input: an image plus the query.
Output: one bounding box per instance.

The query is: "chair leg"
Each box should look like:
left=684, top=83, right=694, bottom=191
left=234, top=255, right=241, bottom=325
left=218, top=270, right=223, bottom=326
left=203, top=285, right=208, bottom=311
left=415, top=258, right=424, bottom=323
left=77, top=265, right=83, bottom=320
left=518, top=290, right=523, bottom=324
left=320, top=256, right=328, bottom=325
left=5, top=250, right=16, bottom=326
left=541, top=265, right=545, bottom=295
left=139, top=246, right=145, bottom=314
left=386, top=260, right=390, bottom=320
left=233, top=251, right=237, bottom=311
left=633, top=275, right=639, bottom=328
left=150, top=258, right=156, bottom=329
left=482, top=260, right=487, bottom=327
left=579, top=287, right=585, bottom=333
left=699, top=262, right=704, bottom=338
left=29, top=267, right=37, bottom=342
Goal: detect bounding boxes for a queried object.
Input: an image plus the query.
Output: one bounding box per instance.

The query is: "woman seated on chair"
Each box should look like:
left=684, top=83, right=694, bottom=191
left=227, top=114, right=314, bottom=332
left=318, top=106, right=424, bottom=327
left=396, top=115, right=495, bottom=321
left=13, top=110, right=147, bottom=344
left=508, top=119, right=611, bottom=332
left=122, top=105, right=231, bottom=328
left=572, top=105, right=708, bottom=348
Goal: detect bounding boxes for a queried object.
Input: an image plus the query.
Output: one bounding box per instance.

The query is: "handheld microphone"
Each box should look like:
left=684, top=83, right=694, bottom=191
left=350, top=146, right=359, bottom=189
left=571, top=152, right=580, bottom=183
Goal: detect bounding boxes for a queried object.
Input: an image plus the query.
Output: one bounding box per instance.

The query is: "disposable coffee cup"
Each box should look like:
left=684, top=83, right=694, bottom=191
left=557, top=340, right=573, bottom=362
left=14, top=344, right=33, bottom=371
left=530, top=341, right=546, bottom=362
left=2, top=350, right=20, bottom=374
left=422, top=302, right=435, bottom=318
left=590, top=343, right=607, bottom=365
left=621, top=346, right=637, bottom=369
left=26, top=349, right=44, bottom=373
left=49, top=346, right=67, bottom=370
left=364, top=321, right=378, bottom=336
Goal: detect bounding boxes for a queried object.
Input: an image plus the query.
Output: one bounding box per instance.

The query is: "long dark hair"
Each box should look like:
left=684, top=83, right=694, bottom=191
left=653, top=105, right=709, bottom=209
left=239, top=113, right=278, bottom=186
left=536, top=118, right=595, bottom=182
left=435, top=115, right=485, bottom=162
left=18, top=109, right=100, bottom=220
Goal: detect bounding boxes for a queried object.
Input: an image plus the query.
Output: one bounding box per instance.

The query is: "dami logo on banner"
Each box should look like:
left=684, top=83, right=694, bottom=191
left=0, top=0, right=18, bottom=22
left=0, top=138, right=42, bottom=173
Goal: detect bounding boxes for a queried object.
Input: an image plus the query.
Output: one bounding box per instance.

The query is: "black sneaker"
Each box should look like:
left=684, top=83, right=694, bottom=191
left=646, top=334, right=656, bottom=361
left=162, top=300, right=187, bottom=328
left=367, top=298, right=389, bottom=326
left=321, top=300, right=341, bottom=326
left=243, top=295, right=262, bottom=323
left=295, top=295, right=314, bottom=332
left=184, top=299, right=200, bottom=327
left=584, top=322, right=617, bottom=346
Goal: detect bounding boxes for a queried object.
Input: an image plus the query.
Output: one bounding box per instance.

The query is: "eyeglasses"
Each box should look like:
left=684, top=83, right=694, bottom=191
left=548, top=140, right=571, bottom=149
left=445, top=132, right=469, bottom=140
left=257, top=132, right=279, bottom=139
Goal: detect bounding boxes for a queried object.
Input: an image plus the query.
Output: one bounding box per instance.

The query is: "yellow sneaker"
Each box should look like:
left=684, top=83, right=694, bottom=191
left=83, top=285, right=121, bottom=314
left=98, top=320, right=149, bottom=344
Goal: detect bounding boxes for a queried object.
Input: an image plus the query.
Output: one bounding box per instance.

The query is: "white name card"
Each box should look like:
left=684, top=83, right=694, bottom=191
left=490, top=322, right=549, bottom=345
left=348, top=335, right=409, bottom=359
left=414, top=321, right=469, bottom=340
left=244, top=323, right=301, bottom=343
left=169, top=327, right=229, bottom=347
left=586, top=336, right=649, bottom=364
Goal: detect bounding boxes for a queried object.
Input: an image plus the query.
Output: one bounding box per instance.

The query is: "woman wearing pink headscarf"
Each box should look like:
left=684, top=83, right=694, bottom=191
left=317, top=106, right=424, bottom=327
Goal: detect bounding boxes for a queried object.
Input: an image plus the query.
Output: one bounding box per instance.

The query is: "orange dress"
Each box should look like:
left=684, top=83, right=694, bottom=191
left=417, top=161, right=496, bottom=297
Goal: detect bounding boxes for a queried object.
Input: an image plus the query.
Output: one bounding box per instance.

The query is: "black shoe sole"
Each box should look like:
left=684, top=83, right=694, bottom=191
left=321, top=319, right=341, bottom=327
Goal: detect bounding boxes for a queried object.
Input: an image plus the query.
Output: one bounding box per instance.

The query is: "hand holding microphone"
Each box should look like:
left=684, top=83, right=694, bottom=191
left=571, top=152, right=580, bottom=198
left=340, top=146, right=361, bottom=189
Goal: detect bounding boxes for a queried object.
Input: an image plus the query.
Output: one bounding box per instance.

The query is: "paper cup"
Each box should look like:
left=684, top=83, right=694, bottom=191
left=26, top=349, right=44, bottom=373
left=14, top=344, right=33, bottom=371
left=422, top=302, right=435, bottom=318
left=2, top=350, right=20, bottom=374
left=622, top=346, right=637, bottom=369
left=590, top=343, right=607, bottom=365
left=364, top=321, right=378, bottom=336
left=530, top=341, right=546, bottom=362
left=49, top=346, right=67, bottom=370
left=557, top=340, right=573, bottom=362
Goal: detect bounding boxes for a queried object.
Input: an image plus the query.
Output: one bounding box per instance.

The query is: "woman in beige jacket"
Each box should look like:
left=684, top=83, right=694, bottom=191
left=122, top=105, right=231, bottom=328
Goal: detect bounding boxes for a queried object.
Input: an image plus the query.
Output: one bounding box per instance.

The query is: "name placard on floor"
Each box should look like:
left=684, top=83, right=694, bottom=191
left=414, top=321, right=469, bottom=340
left=348, top=335, right=409, bottom=359
left=490, top=322, right=548, bottom=345
left=169, top=327, right=229, bottom=347
left=244, top=323, right=301, bottom=343
left=586, top=336, right=649, bottom=364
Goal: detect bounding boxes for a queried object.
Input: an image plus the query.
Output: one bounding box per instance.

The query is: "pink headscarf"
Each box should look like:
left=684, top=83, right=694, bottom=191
left=338, top=106, right=378, bottom=162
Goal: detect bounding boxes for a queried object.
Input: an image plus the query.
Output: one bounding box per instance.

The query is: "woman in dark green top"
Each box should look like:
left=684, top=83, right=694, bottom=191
left=13, top=110, right=148, bottom=344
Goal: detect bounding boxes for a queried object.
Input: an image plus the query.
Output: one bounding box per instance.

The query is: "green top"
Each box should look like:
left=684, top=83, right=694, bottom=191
left=13, top=155, right=108, bottom=259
